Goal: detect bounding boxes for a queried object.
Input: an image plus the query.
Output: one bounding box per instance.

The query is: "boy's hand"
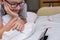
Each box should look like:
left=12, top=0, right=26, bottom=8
left=12, top=18, right=25, bottom=31
left=3, top=18, right=18, bottom=31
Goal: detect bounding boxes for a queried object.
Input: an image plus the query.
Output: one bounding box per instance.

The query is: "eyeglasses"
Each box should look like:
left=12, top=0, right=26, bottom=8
left=5, top=0, right=25, bottom=8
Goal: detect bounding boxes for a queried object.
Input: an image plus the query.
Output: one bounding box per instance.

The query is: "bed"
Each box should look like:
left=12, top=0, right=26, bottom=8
left=2, top=7, right=60, bottom=40
left=26, top=7, right=60, bottom=40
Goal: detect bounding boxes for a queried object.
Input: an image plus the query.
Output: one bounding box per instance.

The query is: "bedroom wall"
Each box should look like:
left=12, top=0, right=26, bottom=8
left=39, top=0, right=60, bottom=7
left=26, top=0, right=39, bottom=12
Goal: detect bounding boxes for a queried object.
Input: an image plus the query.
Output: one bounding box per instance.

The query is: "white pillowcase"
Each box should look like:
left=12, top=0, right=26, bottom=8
left=49, top=14, right=60, bottom=23
left=27, top=12, right=38, bottom=23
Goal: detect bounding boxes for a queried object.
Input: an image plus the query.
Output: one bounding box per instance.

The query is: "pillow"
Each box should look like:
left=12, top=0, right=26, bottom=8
left=27, top=12, right=38, bottom=23
left=49, top=14, right=60, bottom=23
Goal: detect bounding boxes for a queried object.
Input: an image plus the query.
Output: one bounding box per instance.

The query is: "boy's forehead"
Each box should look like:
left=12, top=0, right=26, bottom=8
left=7, top=0, right=23, bottom=2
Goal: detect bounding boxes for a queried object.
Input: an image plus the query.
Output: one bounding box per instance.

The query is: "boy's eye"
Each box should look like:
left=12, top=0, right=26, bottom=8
left=10, top=2, right=17, bottom=5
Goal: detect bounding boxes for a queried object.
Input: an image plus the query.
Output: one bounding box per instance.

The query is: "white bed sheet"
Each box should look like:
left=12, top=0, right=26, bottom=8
left=26, top=25, right=46, bottom=40
left=2, top=13, right=60, bottom=40
left=2, top=14, right=36, bottom=40
left=30, top=16, right=60, bottom=40
left=26, top=15, right=60, bottom=40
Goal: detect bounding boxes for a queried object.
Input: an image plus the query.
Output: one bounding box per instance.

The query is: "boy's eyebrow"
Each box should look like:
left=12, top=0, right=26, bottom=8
left=6, top=0, right=23, bottom=3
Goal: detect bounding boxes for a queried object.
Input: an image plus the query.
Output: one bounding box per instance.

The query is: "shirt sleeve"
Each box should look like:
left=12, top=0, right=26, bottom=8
left=19, top=3, right=27, bottom=19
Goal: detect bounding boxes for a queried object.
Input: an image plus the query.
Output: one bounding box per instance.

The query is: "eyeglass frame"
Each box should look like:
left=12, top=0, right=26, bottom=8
left=5, top=0, right=25, bottom=8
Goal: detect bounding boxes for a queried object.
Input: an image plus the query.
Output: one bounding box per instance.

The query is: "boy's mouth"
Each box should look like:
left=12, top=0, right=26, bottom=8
left=11, top=10, right=19, bottom=13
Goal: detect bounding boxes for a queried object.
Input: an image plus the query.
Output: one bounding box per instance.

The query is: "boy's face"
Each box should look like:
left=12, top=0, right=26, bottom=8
left=3, top=0, right=24, bottom=13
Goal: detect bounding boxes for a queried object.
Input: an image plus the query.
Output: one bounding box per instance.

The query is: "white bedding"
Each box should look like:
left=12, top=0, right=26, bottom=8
left=49, top=14, right=60, bottom=23
left=46, top=22, right=60, bottom=40
left=2, top=12, right=46, bottom=40
left=2, top=14, right=36, bottom=40
left=2, top=12, right=60, bottom=40
left=26, top=13, right=60, bottom=40
left=2, top=22, right=35, bottom=40
left=34, top=14, right=60, bottom=40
